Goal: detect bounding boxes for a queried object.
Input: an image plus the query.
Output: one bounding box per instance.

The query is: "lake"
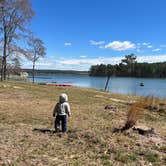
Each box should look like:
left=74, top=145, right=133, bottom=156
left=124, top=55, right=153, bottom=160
left=28, top=74, right=166, bottom=98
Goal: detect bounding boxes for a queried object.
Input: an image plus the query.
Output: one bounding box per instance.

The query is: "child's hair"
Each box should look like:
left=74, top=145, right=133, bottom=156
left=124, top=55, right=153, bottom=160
left=59, top=93, right=68, bottom=103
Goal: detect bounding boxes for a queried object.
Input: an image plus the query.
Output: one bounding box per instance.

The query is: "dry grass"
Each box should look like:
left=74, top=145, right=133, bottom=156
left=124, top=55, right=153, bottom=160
left=123, top=100, right=146, bottom=130
left=123, top=96, right=166, bottom=130
left=0, top=81, right=166, bottom=165
left=124, top=97, right=152, bottom=129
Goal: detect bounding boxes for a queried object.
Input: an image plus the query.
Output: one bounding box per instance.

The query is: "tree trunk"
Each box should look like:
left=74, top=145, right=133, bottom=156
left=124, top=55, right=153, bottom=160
left=32, top=61, right=35, bottom=83
left=3, top=56, right=7, bottom=80
left=2, top=33, right=7, bottom=80
left=0, top=64, right=3, bottom=81
left=0, top=58, right=4, bottom=81
left=104, top=76, right=111, bottom=91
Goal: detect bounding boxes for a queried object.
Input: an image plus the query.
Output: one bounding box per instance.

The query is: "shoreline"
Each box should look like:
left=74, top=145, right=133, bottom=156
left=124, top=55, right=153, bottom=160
left=4, top=77, right=166, bottom=99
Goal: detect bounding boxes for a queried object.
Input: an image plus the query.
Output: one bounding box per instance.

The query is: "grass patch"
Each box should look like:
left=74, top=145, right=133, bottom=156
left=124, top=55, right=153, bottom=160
left=159, top=146, right=166, bottom=153
left=145, top=151, right=160, bottom=163
left=138, top=150, right=160, bottom=163
left=0, top=81, right=165, bottom=165
left=115, top=151, right=138, bottom=163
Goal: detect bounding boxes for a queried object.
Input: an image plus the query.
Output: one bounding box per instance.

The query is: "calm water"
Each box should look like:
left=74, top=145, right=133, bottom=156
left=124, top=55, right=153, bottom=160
left=28, top=74, right=166, bottom=98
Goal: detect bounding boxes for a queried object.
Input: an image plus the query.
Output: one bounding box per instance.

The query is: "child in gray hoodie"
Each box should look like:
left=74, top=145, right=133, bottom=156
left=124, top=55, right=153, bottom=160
left=53, top=93, right=71, bottom=132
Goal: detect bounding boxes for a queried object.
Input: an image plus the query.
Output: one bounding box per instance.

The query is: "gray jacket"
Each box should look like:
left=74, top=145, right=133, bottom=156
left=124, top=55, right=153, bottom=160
left=53, top=93, right=71, bottom=116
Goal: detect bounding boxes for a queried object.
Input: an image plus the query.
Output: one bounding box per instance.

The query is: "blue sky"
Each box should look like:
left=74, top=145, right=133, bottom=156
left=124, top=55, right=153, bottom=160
left=23, top=0, right=166, bottom=70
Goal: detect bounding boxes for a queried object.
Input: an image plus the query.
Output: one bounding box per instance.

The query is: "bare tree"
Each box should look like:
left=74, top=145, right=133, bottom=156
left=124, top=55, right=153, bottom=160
left=28, top=36, right=46, bottom=83
left=7, top=57, right=21, bottom=78
left=0, top=55, right=2, bottom=80
left=0, top=0, right=34, bottom=81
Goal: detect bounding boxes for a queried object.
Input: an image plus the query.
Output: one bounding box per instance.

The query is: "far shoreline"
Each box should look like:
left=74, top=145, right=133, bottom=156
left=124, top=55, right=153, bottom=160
left=2, top=79, right=166, bottom=99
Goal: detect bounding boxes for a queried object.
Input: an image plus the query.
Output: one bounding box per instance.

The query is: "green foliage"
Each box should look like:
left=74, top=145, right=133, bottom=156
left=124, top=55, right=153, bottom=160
left=102, top=159, right=112, bottom=166
left=89, top=64, right=108, bottom=76
left=89, top=54, right=166, bottom=78
left=128, top=153, right=137, bottom=161
left=38, top=82, right=46, bottom=85
left=121, top=54, right=137, bottom=65
left=98, top=154, right=112, bottom=165
left=115, top=151, right=137, bottom=163
left=23, top=69, right=88, bottom=75
left=144, top=151, right=160, bottom=163
left=115, top=151, right=126, bottom=162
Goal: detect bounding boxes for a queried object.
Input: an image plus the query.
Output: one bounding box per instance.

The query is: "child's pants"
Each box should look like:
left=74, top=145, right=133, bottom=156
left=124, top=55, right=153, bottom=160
left=55, top=115, right=67, bottom=132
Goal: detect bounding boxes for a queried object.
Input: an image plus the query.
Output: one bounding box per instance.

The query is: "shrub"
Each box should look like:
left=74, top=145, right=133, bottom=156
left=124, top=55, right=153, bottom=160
left=122, top=99, right=146, bottom=130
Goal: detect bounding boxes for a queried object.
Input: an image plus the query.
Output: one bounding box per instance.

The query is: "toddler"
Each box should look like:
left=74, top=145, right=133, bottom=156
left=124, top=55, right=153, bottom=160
left=53, top=93, right=71, bottom=132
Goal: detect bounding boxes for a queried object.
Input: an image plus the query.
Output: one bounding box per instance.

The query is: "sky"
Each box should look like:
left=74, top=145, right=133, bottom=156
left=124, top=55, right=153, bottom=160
left=23, top=0, right=166, bottom=71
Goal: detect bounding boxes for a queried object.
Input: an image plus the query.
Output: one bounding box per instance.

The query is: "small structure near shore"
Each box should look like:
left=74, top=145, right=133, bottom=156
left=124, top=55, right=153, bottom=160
left=46, top=83, right=73, bottom=87
left=20, top=72, right=29, bottom=78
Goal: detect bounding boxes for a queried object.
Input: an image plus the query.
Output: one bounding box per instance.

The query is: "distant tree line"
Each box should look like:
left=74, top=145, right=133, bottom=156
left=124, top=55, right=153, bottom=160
left=22, top=69, right=88, bottom=75
left=89, top=54, right=166, bottom=78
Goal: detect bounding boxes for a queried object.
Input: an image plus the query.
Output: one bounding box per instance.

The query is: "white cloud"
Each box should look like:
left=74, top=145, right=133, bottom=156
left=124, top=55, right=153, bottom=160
left=136, top=48, right=142, bottom=53
left=99, top=45, right=105, bottom=49
left=137, top=42, right=153, bottom=49
left=64, top=42, right=72, bottom=46
left=152, top=48, right=161, bottom=52
left=60, top=57, right=122, bottom=66
left=105, top=41, right=136, bottom=51
left=80, top=55, right=87, bottom=58
left=21, top=53, right=166, bottom=71
left=137, top=55, right=166, bottom=63
left=59, top=54, right=166, bottom=67
left=141, top=42, right=153, bottom=49
left=21, top=57, right=55, bottom=69
left=142, top=42, right=151, bottom=46
left=90, top=40, right=155, bottom=51
left=147, top=45, right=153, bottom=48
left=90, top=40, right=105, bottom=46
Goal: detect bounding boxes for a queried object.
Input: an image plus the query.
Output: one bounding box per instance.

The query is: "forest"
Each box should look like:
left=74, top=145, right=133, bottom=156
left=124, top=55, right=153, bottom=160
left=89, top=54, right=166, bottom=78
left=22, top=69, right=88, bottom=75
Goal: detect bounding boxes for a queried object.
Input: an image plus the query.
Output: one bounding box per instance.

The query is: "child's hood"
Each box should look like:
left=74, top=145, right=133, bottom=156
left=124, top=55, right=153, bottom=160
left=59, top=93, right=68, bottom=103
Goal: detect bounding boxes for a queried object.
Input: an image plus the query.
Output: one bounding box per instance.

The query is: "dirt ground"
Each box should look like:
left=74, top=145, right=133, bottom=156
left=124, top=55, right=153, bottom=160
left=0, top=81, right=166, bottom=166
